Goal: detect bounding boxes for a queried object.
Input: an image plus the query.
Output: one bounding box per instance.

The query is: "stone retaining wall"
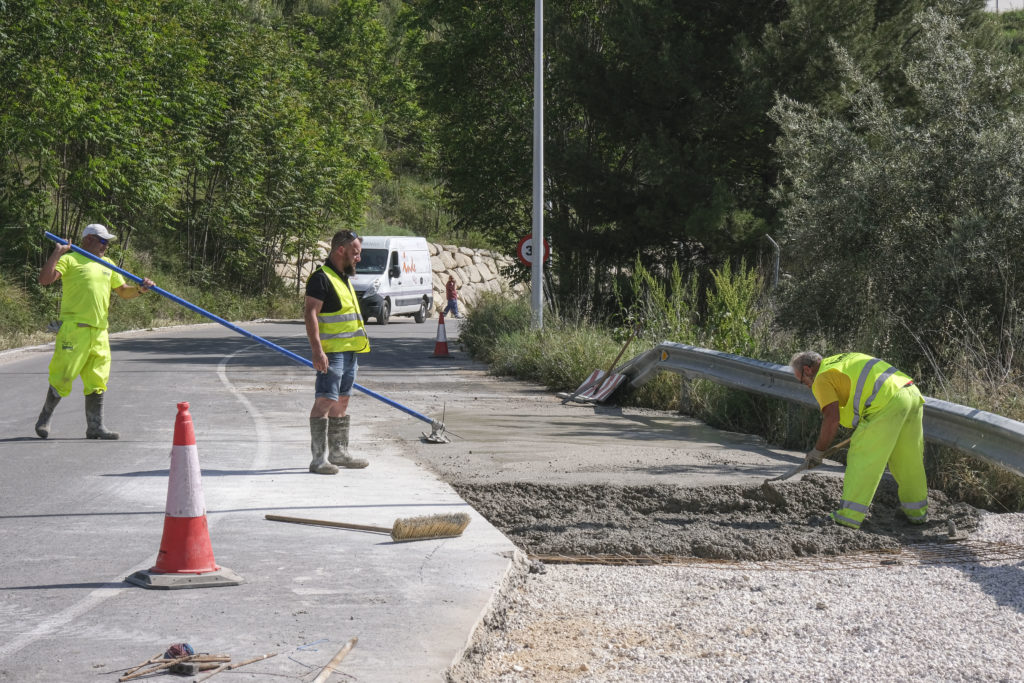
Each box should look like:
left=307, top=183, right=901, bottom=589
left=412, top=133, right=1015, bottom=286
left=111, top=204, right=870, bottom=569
left=428, top=242, right=525, bottom=314
left=275, top=239, right=524, bottom=315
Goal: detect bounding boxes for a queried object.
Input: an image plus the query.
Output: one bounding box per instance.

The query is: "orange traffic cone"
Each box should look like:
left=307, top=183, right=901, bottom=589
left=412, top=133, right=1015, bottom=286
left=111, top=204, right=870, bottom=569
left=432, top=312, right=452, bottom=358
left=126, top=402, right=242, bottom=589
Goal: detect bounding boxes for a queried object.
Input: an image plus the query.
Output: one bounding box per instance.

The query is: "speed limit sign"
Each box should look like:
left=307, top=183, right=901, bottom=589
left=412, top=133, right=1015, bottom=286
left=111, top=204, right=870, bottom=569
left=516, top=235, right=551, bottom=266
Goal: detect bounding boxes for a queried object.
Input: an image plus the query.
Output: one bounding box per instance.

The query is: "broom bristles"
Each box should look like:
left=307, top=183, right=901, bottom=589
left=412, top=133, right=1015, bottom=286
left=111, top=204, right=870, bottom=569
left=390, top=512, right=471, bottom=542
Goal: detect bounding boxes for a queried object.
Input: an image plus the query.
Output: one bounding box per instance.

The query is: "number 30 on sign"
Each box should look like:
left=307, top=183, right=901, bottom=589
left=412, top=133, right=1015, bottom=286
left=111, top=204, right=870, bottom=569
left=516, top=235, right=551, bottom=266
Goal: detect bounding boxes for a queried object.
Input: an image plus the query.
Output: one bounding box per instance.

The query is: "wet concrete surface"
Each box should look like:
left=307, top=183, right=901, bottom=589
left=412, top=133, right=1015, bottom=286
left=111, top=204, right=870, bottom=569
left=381, top=361, right=983, bottom=563
left=455, top=477, right=981, bottom=561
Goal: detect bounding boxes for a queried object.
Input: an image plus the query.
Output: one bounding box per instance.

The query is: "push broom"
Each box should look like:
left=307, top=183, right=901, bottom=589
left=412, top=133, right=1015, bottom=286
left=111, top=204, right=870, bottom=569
left=42, top=231, right=451, bottom=442
left=265, top=512, right=471, bottom=542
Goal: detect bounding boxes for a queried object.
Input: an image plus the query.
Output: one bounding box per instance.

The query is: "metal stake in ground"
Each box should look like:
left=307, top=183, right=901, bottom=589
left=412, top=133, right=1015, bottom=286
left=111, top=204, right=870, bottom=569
left=43, top=231, right=451, bottom=442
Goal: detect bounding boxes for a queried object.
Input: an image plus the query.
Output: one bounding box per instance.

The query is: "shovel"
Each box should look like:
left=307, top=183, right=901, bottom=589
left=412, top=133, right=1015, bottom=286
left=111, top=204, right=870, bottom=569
left=762, top=437, right=851, bottom=495
left=562, top=326, right=637, bottom=404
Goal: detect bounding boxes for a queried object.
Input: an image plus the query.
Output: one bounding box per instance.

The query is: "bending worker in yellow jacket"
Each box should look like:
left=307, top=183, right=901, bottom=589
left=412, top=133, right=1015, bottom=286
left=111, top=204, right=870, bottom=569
left=36, top=223, right=155, bottom=440
left=790, top=351, right=928, bottom=529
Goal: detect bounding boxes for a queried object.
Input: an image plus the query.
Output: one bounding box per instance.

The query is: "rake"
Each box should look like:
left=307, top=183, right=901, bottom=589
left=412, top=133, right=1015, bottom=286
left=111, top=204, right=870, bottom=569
left=265, top=512, right=471, bottom=542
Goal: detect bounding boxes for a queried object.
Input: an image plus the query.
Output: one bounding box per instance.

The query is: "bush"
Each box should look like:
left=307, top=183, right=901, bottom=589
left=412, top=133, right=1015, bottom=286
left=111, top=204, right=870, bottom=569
left=457, top=292, right=533, bottom=363
left=0, top=271, right=52, bottom=349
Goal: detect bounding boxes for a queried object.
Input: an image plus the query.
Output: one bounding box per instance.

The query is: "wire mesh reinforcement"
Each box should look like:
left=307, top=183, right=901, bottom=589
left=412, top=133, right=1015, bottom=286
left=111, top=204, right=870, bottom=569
left=530, top=540, right=1024, bottom=571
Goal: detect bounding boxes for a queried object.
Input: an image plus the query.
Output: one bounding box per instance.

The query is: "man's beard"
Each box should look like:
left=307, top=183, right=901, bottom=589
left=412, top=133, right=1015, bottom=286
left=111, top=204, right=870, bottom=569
left=342, top=261, right=356, bottom=277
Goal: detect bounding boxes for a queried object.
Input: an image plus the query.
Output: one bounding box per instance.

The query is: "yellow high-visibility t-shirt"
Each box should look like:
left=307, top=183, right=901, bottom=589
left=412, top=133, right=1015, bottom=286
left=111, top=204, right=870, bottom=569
left=811, top=368, right=850, bottom=412
left=55, top=252, right=125, bottom=329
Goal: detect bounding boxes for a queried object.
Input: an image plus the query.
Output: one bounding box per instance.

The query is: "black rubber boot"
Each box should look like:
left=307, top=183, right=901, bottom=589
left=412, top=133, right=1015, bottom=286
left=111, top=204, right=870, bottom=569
left=85, top=392, right=120, bottom=440
left=328, top=415, right=368, bottom=468
left=35, top=386, right=62, bottom=439
left=309, top=417, right=339, bottom=474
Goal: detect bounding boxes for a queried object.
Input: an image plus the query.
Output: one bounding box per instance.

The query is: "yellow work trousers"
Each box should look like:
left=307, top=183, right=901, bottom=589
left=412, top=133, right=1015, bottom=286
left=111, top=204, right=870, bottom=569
left=48, top=323, right=111, bottom=397
left=832, top=385, right=928, bottom=529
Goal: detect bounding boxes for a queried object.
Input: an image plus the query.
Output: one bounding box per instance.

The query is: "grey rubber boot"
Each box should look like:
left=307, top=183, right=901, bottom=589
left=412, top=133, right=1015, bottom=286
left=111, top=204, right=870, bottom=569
left=35, top=386, right=62, bottom=439
left=85, top=392, right=120, bottom=440
left=309, top=417, right=339, bottom=474
left=328, top=415, right=368, bottom=468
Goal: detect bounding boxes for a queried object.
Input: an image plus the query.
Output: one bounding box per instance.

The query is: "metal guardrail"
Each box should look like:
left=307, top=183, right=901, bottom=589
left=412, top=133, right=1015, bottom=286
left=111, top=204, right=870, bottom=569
left=618, top=342, right=1024, bottom=477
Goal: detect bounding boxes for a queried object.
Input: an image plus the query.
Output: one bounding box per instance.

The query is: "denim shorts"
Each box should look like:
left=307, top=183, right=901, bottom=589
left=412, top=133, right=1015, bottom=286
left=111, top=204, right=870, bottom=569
left=314, top=351, right=358, bottom=401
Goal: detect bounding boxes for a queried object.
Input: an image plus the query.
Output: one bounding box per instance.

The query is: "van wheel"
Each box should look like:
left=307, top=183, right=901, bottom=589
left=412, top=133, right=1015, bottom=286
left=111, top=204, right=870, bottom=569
left=377, top=299, right=391, bottom=325
left=414, top=300, right=428, bottom=323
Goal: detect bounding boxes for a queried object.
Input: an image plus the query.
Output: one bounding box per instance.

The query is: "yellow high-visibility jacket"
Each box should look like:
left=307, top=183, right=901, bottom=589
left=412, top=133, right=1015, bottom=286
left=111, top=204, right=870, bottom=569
left=315, top=265, right=369, bottom=354
left=812, top=353, right=912, bottom=428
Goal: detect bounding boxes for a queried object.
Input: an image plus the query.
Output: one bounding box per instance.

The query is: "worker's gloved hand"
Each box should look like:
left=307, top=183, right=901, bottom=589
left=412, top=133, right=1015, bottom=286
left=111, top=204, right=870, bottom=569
left=805, top=448, right=825, bottom=469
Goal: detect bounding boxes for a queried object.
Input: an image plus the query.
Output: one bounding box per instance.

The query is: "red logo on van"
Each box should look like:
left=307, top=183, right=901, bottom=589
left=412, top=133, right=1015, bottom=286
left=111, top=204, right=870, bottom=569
left=402, top=252, right=418, bottom=273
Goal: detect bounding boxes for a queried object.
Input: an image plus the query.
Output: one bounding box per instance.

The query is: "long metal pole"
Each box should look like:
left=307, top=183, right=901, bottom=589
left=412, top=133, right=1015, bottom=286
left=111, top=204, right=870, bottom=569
left=530, top=0, right=544, bottom=329
left=43, top=232, right=444, bottom=431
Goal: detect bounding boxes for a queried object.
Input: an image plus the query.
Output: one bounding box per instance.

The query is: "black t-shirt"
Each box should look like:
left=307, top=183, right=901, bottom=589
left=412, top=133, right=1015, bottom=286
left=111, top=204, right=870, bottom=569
left=305, top=262, right=349, bottom=312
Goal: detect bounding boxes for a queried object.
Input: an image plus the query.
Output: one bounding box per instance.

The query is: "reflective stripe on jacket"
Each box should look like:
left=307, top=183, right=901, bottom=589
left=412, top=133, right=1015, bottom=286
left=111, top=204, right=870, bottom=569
left=315, top=265, right=369, bottom=354
left=818, top=353, right=912, bottom=428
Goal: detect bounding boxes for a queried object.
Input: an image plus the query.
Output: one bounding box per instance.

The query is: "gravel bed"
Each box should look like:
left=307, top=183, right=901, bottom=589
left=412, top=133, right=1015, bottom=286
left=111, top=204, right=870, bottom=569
left=450, top=511, right=1024, bottom=681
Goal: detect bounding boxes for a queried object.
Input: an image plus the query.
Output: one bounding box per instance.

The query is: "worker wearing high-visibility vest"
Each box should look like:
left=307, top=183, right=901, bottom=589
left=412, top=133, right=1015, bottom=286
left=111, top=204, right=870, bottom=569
left=35, top=223, right=155, bottom=440
left=304, top=229, right=371, bottom=475
left=790, top=351, right=928, bottom=529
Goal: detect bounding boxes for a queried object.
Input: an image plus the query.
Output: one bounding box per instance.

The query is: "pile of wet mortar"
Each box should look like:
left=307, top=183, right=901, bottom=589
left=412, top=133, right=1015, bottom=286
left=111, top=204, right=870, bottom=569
left=455, top=475, right=981, bottom=561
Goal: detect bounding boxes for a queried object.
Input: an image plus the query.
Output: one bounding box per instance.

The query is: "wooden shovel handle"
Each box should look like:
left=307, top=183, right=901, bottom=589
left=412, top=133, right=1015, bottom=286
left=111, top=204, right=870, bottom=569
left=604, top=327, right=637, bottom=375
left=822, top=437, right=852, bottom=460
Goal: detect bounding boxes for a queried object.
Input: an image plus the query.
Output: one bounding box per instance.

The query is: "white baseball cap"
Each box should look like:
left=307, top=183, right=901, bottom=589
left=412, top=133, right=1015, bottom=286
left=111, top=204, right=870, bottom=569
left=82, top=223, right=117, bottom=241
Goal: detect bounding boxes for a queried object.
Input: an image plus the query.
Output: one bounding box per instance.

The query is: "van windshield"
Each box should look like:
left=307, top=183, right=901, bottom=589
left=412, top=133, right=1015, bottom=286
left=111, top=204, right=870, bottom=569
left=356, top=248, right=387, bottom=274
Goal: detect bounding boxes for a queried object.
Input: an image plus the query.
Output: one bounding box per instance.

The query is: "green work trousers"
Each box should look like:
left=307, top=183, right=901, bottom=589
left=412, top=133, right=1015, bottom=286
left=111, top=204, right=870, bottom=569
left=48, top=323, right=111, bottom=397
left=833, top=384, right=928, bottom=529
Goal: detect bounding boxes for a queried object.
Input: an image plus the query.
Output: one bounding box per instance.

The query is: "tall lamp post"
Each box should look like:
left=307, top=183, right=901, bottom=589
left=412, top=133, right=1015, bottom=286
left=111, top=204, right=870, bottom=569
left=531, top=0, right=544, bottom=329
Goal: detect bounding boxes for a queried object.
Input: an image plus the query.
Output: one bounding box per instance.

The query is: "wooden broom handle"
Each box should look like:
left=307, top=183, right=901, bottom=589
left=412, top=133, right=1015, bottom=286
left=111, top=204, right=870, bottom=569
left=265, top=514, right=390, bottom=534
left=313, top=638, right=358, bottom=683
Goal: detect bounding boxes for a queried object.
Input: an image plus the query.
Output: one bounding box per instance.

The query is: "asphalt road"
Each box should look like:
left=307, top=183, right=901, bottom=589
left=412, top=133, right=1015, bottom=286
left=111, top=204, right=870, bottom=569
left=0, top=315, right=518, bottom=682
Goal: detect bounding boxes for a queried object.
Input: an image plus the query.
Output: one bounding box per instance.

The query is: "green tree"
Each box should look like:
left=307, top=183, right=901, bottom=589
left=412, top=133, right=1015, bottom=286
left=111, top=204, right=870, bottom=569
left=771, top=7, right=1024, bottom=378
left=0, top=0, right=395, bottom=293
left=411, top=1, right=994, bottom=313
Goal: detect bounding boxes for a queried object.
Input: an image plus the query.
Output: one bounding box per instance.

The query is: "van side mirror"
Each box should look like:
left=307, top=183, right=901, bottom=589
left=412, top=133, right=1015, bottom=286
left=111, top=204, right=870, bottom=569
left=389, top=264, right=401, bottom=279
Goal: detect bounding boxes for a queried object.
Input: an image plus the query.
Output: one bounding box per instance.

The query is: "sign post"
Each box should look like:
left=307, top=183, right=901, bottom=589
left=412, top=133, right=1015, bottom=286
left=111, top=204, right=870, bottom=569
left=531, top=0, right=544, bottom=329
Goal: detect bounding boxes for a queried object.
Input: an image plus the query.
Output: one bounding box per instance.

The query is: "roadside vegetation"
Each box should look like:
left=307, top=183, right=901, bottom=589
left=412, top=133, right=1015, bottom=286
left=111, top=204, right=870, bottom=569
left=3, top=2, right=1024, bottom=509
left=461, top=265, right=1024, bottom=514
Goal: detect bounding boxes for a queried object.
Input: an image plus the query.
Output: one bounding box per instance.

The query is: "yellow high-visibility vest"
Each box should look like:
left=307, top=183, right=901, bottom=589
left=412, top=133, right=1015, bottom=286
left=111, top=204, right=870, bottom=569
left=817, top=353, right=912, bottom=428
left=315, top=265, right=369, bottom=354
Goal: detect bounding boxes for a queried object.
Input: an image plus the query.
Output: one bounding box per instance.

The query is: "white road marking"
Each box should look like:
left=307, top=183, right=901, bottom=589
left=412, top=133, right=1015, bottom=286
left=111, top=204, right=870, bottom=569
left=0, top=347, right=270, bottom=662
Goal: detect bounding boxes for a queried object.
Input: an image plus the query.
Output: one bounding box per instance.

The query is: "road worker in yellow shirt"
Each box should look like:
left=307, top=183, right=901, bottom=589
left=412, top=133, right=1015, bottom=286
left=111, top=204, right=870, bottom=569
left=790, top=351, right=928, bottom=529
left=35, top=224, right=155, bottom=440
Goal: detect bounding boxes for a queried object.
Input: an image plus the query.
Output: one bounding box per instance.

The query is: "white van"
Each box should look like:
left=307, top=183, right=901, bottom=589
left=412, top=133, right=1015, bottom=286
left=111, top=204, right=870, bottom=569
left=351, top=236, right=433, bottom=324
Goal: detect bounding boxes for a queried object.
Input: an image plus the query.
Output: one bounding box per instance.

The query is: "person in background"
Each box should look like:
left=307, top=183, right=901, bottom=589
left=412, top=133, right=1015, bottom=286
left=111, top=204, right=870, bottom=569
left=790, top=351, right=928, bottom=530
left=443, top=274, right=461, bottom=319
left=36, top=223, right=155, bottom=440
left=304, top=229, right=371, bottom=474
